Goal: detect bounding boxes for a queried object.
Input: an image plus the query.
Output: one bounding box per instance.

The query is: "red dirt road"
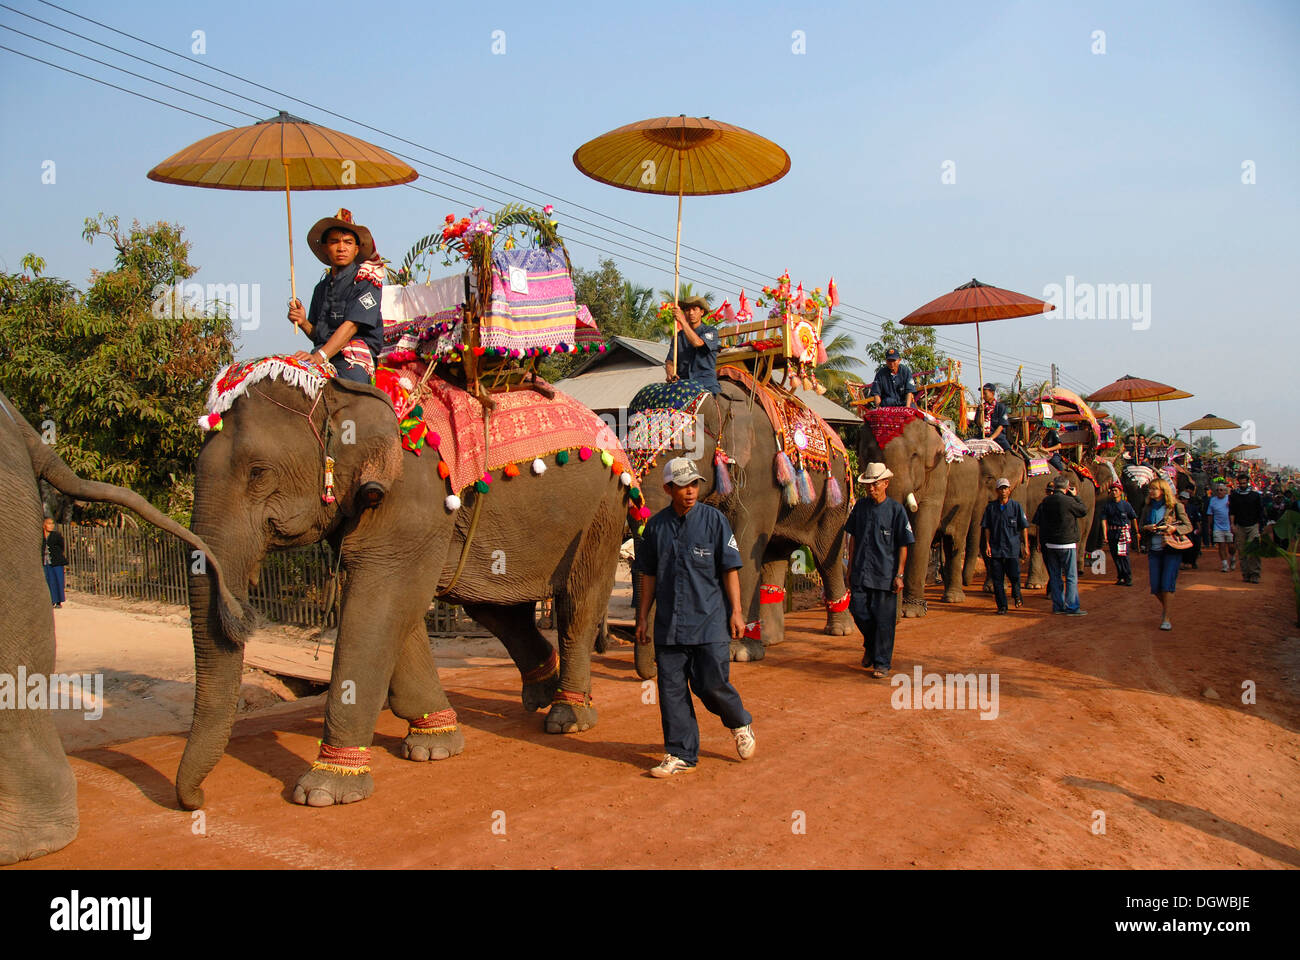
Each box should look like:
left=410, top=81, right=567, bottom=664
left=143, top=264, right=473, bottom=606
left=13, top=556, right=1300, bottom=869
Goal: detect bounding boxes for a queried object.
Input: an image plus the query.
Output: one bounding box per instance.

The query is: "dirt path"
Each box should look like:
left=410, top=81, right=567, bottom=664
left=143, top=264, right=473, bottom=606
left=14, top=557, right=1300, bottom=869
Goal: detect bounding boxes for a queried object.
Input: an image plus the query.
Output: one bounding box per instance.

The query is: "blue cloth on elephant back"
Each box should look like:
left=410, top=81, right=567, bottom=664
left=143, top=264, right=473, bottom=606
left=629, top=379, right=710, bottom=415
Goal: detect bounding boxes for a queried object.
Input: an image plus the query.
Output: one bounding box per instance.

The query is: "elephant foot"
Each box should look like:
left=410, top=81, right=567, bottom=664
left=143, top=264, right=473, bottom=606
left=942, top=587, right=966, bottom=604
left=823, top=613, right=854, bottom=637
left=730, top=638, right=766, bottom=662
left=291, top=767, right=374, bottom=807
left=1026, top=578, right=1047, bottom=590
left=544, top=696, right=598, bottom=734
left=0, top=817, right=79, bottom=866
left=401, top=726, right=465, bottom=762
left=522, top=674, right=561, bottom=712
left=901, top=597, right=928, bottom=619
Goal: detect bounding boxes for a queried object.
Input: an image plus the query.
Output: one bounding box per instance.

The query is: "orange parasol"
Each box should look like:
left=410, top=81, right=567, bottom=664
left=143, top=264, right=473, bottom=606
left=148, top=110, right=417, bottom=303
left=1129, top=386, right=1193, bottom=436
left=573, top=115, right=789, bottom=368
left=901, top=279, right=1055, bottom=392
left=1085, top=374, right=1181, bottom=457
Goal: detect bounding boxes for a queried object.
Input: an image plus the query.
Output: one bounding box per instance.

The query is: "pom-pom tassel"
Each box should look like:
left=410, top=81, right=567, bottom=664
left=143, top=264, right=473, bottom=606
left=532, top=458, right=547, bottom=475
left=796, top=467, right=815, bottom=504
left=782, top=481, right=800, bottom=507
left=774, top=451, right=795, bottom=485
left=826, top=475, right=844, bottom=508
left=445, top=494, right=461, bottom=511
left=714, top=450, right=734, bottom=498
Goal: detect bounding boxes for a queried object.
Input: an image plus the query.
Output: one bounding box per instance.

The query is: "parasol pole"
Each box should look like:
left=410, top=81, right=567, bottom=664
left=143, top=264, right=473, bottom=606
left=282, top=157, right=297, bottom=306
left=670, top=143, right=684, bottom=376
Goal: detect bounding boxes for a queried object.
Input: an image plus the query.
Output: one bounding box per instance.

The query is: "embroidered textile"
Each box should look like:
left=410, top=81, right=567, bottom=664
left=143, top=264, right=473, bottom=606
left=481, top=248, right=579, bottom=353
left=1124, top=465, right=1157, bottom=488
left=340, top=339, right=375, bottom=379
left=859, top=405, right=925, bottom=450
left=1028, top=457, right=1051, bottom=477
left=206, top=355, right=335, bottom=416
left=716, top=366, right=849, bottom=471
left=963, top=437, right=1003, bottom=460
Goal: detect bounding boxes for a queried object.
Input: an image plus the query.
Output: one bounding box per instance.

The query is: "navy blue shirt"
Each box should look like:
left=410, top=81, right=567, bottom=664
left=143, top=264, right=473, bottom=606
left=674, top=323, right=722, bottom=394
left=635, top=502, right=743, bottom=645
left=843, top=496, right=914, bottom=591
left=983, top=400, right=1010, bottom=438
left=1101, top=500, right=1137, bottom=539
left=867, top=363, right=917, bottom=407
left=307, top=261, right=383, bottom=360
left=980, top=499, right=1029, bottom=558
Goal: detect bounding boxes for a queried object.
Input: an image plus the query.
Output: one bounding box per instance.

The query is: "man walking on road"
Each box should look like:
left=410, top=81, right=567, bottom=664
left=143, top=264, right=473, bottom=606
left=981, top=477, right=1030, bottom=613
left=635, top=457, right=755, bottom=778
left=844, top=462, right=914, bottom=678
left=1229, top=472, right=1267, bottom=584
left=1033, top=476, right=1089, bottom=615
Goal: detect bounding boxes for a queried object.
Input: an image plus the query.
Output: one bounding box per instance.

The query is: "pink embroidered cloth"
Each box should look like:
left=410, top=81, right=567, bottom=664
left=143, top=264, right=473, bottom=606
left=385, top=361, right=622, bottom=494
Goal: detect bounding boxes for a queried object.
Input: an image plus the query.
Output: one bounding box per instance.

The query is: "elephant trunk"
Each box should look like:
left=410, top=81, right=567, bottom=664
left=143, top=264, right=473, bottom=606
left=23, top=426, right=247, bottom=640
left=176, top=525, right=253, bottom=811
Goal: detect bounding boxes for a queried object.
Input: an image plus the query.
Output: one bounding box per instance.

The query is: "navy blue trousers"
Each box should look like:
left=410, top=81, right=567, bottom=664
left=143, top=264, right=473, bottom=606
left=45, top=565, right=65, bottom=604
left=655, top=642, right=751, bottom=766
left=851, top=587, right=898, bottom=670
left=987, top=555, right=1022, bottom=610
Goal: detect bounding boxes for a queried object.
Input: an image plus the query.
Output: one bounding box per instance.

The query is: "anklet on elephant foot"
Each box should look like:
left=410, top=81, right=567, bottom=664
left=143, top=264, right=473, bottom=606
left=310, top=743, right=371, bottom=776
left=551, top=689, right=591, bottom=708
left=521, top=649, right=559, bottom=685
left=824, top=590, right=850, bottom=612
left=408, top=708, right=459, bottom=736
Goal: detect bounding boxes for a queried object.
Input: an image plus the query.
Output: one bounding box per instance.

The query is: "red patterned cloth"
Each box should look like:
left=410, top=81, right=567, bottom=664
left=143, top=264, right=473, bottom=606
left=860, top=405, right=924, bottom=449
left=385, top=361, right=622, bottom=494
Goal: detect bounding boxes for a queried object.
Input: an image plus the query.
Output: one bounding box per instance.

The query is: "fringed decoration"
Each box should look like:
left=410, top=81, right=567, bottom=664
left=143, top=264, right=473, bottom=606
left=206, top=355, right=335, bottom=417
left=714, top=450, right=734, bottom=497
left=197, top=412, right=223, bottom=432
left=826, top=475, right=844, bottom=508
left=796, top=467, right=815, bottom=504
left=743, top=621, right=761, bottom=641
left=782, top=481, right=800, bottom=507
left=522, top=648, right=560, bottom=684
left=532, top=458, right=547, bottom=475
left=600, top=450, right=614, bottom=467
left=774, top=450, right=795, bottom=485
left=474, top=479, right=489, bottom=494
left=552, top=689, right=591, bottom=707
left=445, top=494, right=462, bottom=511
left=409, top=708, right=458, bottom=735
left=310, top=743, right=371, bottom=776
left=578, top=446, right=592, bottom=461
left=322, top=455, right=337, bottom=504
left=759, top=584, right=786, bottom=604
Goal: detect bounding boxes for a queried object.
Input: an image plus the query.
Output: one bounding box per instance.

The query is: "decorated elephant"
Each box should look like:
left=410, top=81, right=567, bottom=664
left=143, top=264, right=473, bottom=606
left=627, top=369, right=854, bottom=674
left=0, top=389, right=240, bottom=864
left=179, top=356, right=630, bottom=809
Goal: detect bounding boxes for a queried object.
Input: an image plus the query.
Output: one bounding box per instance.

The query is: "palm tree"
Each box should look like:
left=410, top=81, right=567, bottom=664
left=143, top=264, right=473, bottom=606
left=655, top=281, right=715, bottom=306
left=618, top=280, right=657, bottom=339
left=816, top=315, right=864, bottom=401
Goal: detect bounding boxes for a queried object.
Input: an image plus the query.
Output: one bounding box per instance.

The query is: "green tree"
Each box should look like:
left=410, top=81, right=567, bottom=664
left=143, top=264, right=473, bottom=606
left=1191, top=435, right=1220, bottom=456
left=816, top=314, right=865, bottom=404
left=864, top=319, right=948, bottom=380
left=0, top=214, right=237, bottom=521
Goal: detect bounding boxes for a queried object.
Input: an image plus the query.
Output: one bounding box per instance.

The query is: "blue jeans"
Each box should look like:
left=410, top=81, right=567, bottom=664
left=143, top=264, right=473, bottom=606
left=850, top=587, right=898, bottom=670
left=655, top=642, right=751, bottom=766
left=1043, top=547, right=1079, bottom=613
left=45, top=564, right=66, bottom=604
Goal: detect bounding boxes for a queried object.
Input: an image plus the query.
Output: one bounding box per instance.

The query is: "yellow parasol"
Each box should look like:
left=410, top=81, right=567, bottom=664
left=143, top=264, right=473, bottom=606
left=573, top=115, right=789, bottom=367
left=148, top=110, right=417, bottom=303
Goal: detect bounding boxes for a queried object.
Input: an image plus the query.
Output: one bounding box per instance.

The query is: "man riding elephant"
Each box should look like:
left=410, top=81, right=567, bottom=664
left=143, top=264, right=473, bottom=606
left=665, top=296, right=721, bottom=394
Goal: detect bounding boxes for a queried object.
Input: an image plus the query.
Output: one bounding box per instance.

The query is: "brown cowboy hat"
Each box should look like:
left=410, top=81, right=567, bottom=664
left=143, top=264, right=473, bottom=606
left=677, top=295, right=710, bottom=312
left=308, top=208, right=376, bottom=265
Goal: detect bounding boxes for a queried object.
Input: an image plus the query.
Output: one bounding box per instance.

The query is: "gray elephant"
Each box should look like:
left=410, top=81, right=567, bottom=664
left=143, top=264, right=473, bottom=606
left=179, top=363, right=626, bottom=809
left=0, top=389, right=241, bottom=865
left=630, top=378, right=854, bottom=677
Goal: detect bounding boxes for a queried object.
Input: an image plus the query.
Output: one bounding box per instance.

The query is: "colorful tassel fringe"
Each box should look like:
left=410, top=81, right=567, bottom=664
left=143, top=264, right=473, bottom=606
left=796, top=468, right=815, bottom=504
left=782, top=482, right=800, bottom=507
left=714, top=450, right=734, bottom=498
left=774, top=451, right=795, bottom=485
left=826, top=475, right=844, bottom=508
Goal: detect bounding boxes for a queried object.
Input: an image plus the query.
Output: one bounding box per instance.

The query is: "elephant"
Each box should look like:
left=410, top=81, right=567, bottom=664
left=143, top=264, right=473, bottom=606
left=0, top=389, right=241, bottom=865
left=630, top=378, right=854, bottom=675
left=179, top=366, right=626, bottom=809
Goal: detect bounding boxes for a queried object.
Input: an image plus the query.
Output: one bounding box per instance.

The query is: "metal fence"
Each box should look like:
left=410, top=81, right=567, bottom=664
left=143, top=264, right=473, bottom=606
left=59, top=524, right=548, bottom=633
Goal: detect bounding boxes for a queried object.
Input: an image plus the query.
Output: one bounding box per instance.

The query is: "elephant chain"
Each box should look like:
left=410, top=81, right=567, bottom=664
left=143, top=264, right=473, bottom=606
left=903, top=597, right=928, bottom=612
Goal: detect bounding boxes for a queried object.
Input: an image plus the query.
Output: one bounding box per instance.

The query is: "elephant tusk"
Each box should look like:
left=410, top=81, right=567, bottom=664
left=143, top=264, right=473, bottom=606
left=905, top=492, right=918, bottom=512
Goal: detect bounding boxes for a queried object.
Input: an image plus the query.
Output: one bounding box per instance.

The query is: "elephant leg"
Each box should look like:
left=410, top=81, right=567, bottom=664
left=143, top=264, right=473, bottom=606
left=902, top=504, right=940, bottom=618
left=387, top=624, right=465, bottom=763
left=814, top=535, right=852, bottom=636
left=1026, top=542, right=1048, bottom=589
left=758, top=556, right=788, bottom=647
left=731, top=533, right=767, bottom=663
left=542, top=502, right=620, bottom=734
left=460, top=602, right=559, bottom=713
left=292, top=567, right=424, bottom=807
left=941, top=534, right=967, bottom=603
left=0, top=697, right=78, bottom=865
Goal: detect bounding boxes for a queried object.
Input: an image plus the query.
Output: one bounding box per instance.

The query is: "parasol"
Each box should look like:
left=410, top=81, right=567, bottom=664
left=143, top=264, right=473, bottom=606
left=1085, top=374, right=1179, bottom=459
left=573, top=115, right=789, bottom=368
left=1226, top=443, right=1260, bottom=455
left=148, top=110, right=417, bottom=303
left=901, top=279, right=1055, bottom=396
left=1180, top=413, right=1241, bottom=456
left=1130, top=386, right=1193, bottom=436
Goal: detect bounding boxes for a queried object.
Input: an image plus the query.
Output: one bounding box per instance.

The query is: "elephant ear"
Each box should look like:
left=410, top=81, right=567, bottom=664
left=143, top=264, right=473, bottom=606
left=327, top=379, right=404, bottom=515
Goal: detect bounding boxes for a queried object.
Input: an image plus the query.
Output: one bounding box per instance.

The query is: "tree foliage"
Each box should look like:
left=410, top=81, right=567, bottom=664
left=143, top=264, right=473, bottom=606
left=541, top=257, right=666, bottom=380
left=864, top=319, right=949, bottom=380
left=0, top=214, right=236, bottom=521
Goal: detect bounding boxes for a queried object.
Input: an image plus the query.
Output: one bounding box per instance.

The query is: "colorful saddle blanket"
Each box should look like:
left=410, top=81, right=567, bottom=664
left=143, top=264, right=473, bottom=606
left=626, top=380, right=711, bottom=482
left=383, top=361, right=622, bottom=495
left=716, top=366, right=847, bottom=473
left=963, top=437, right=1003, bottom=460
left=1028, top=457, right=1051, bottom=477
left=1124, top=464, right=1157, bottom=488
left=202, top=355, right=335, bottom=428
left=860, top=404, right=968, bottom=464
left=481, top=248, right=579, bottom=354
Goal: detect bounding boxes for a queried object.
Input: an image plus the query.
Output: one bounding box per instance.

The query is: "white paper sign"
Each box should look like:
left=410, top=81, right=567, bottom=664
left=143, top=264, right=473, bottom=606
left=508, top=265, right=529, bottom=294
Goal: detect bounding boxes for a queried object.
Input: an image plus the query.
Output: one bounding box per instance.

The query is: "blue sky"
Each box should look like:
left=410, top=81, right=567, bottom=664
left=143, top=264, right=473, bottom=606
left=3, top=0, right=1297, bottom=465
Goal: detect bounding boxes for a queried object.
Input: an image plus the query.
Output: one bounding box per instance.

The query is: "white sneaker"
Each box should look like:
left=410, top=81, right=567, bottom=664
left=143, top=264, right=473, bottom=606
left=650, top=754, right=696, bottom=778
left=1221, top=560, right=1229, bottom=573
left=1229, top=557, right=1237, bottom=571
left=732, top=724, right=757, bottom=760
left=1160, top=620, right=1172, bottom=631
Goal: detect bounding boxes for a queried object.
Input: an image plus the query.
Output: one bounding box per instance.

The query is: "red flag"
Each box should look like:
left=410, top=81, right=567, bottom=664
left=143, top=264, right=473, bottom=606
left=828, top=277, right=839, bottom=310
left=794, top=283, right=805, bottom=312
left=737, top=289, right=751, bottom=321
left=722, top=298, right=735, bottom=322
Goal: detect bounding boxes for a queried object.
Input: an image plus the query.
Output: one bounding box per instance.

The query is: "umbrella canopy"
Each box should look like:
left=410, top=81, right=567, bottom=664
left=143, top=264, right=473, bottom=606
left=1181, top=413, right=1240, bottom=431
left=573, top=115, right=789, bottom=367
left=1085, top=374, right=1177, bottom=404
left=901, top=279, right=1055, bottom=393
left=1128, top=386, right=1192, bottom=435
left=1226, top=443, right=1261, bottom=455
left=148, top=110, right=418, bottom=301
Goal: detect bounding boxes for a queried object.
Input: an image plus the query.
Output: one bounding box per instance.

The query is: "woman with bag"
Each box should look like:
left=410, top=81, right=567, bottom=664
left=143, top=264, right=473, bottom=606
left=1141, top=478, right=1193, bottom=631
